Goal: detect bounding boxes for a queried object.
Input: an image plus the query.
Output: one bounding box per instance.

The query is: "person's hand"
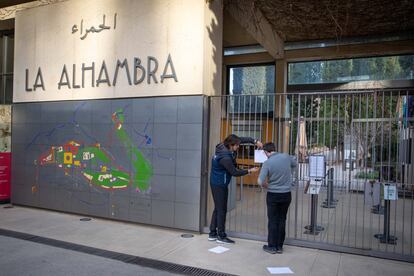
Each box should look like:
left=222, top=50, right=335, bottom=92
left=255, top=140, right=263, bottom=149
left=248, top=167, right=260, bottom=174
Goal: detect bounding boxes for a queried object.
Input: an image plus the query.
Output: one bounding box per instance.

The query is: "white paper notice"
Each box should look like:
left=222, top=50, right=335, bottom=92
left=254, top=150, right=268, bottom=163
left=384, top=184, right=398, bottom=200
left=208, top=246, right=229, bottom=254
left=307, top=178, right=322, bottom=194
left=267, top=267, right=294, bottom=274
left=309, top=155, right=325, bottom=178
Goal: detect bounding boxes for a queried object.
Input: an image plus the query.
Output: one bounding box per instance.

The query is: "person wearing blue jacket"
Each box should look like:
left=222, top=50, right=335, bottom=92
left=209, top=134, right=262, bottom=244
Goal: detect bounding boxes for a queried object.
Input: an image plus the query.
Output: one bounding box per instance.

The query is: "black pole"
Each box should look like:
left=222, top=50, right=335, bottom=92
left=374, top=198, right=397, bottom=244
left=304, top=194, right=324, bottom=235
left=322, top=168, right=337, bottom=208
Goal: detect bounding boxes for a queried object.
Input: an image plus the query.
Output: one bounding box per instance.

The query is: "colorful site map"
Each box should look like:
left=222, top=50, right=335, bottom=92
left=37, top=108, right=152, bottom=192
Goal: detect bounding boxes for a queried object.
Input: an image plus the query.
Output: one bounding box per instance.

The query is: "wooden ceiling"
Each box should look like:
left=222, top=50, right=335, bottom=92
left=256, top=0, right=414, bottom=41
left=224, top=0, right=414, bottom=47
left=0, top=0, right=35, bottom=9
left=2, top=0, right=413, bottom=46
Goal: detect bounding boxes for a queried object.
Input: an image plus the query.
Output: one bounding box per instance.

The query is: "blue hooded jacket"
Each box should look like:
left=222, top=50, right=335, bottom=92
left=210, top=143, right=249, bottom=187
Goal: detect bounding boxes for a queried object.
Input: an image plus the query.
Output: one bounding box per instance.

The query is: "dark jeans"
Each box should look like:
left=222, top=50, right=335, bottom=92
left=267, top=191, right=291, bottom=248
left=209, top=184, right=228, bottom=238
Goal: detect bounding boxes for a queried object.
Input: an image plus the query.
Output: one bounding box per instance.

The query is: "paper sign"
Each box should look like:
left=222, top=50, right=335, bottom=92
left=384, top=184, right=398, bottom=200
left=208, top=246, right=229, bottom=254
left=266, top=267, right=294, bottom=274
left=307, top=178, right=322, bottom=194
left=309, top=155, right=325, bottom=178
left=254, top=150, right=268, bottom=163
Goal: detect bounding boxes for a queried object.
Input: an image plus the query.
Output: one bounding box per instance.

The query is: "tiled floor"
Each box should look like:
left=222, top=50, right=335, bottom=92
left=1, top=205, right=414, bottom=275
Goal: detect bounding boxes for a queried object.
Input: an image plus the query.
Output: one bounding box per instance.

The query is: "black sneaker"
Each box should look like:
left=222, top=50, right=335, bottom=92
left=263, top=245, right=277, bottom=254
left=276, top=247, right=283, bottom=254
left=216, top=236, right=235, bottom=244
left=208, top=233, right=217, bottom=241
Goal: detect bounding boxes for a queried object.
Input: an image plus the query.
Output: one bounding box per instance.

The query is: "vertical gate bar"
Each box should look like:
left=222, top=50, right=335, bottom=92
left=297, top=94, right=302, bottom=239
left=346, top=94, right=351, bottom=246
left=239, top=94, right=245, bottom=232
left=410, top=170, right=414, bottom=255
left=266, top=94, right=272, bottom=236
left=355, top=93, right=362, bottom=248
left=362, top=92, right=369, bottom=249
left=386, top=91, right=393, bottom=253
left=302, top=94, right=307, bottom=239
left=401, top=89, right=407, bottom=255
left=393, top=90, right=399, bottom=254
left=340, top=94, right=347, bottom=246
left=231, top=94, right=236, bottom=232
left=327, top=94, right=334, bottom=244
left=227, top=95, right=232, bottom=232
left=254, top=92, right=258, bottom=233
left=320, top=93, right=327, bottom=242
left=335, top=94, right=341, bottom=244
left=349, top=92, right=354, bottom=247
left=221, top=96, right=228, bottom=231
left=258, top=94, right=267, bottom=234
left=309, top=94, right=315, bottom=242
left=284, top=94, right=293, bottom=237
left=251, top=95, right=260, bottom=233
left=270, top=94, right=274, bottom=236
left=378, top=90, right=385, bottom=251
left=247, top=95, right=251, bottom=233
left=410, top=91, right=413, bottom=256
left=290, top=94, right=298, bottom=239
left=369, top=90, right=381, bottom=248
left=275, top=92, right=283, bottom=151
left=305, top=94, right=310, bottom=240
left=274, top=94, right=281, bottom=236
left=245, top=94, right=251, bottom=233
left=246, top=94, right=250, bottom=234
left=236, top=93, right=239, bottom=232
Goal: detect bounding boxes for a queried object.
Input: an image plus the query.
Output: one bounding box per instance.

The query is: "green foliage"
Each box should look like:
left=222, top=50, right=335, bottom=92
left=355, top=171, right=379, bottom=180
left=289, top=92, right=401, bottom=163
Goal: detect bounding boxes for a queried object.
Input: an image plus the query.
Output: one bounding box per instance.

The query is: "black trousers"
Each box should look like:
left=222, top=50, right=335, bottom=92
left=209, top=184, right=228, bottom=238
left=266, top=192, right=291, bottom=248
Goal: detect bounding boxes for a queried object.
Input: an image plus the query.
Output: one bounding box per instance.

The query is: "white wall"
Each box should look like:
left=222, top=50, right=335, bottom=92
left=13, top=0, right=222, bottom=102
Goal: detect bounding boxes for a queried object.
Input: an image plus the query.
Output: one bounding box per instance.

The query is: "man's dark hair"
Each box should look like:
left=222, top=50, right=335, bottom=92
left=263, top=142, right=276, bottom=153
left=223, top=134, right=241, bottom=149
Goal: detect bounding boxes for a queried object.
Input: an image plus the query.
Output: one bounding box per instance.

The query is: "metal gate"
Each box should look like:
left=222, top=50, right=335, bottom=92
left=207, top=89, right=414, bottom=262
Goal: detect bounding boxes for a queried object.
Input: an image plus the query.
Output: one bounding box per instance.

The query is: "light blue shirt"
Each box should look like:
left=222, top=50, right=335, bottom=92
left=258, top=152, right=297, bottom=193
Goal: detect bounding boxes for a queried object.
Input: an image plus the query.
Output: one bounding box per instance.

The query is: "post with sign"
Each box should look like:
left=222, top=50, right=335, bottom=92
left=374, top=183, right=398, bottom=244
left=304, top=155, right=325, bottom=235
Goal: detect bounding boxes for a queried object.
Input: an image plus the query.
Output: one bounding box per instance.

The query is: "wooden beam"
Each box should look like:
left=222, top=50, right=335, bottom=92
left=0, top=1, right=35, bottom=9
left=285, top=40, right=414, bottom=62
left=225, top=0, right=284, bottom=59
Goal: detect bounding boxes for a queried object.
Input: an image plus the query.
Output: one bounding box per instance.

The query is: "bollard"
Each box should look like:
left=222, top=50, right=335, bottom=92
left=322, top=168, right=337, bottom=208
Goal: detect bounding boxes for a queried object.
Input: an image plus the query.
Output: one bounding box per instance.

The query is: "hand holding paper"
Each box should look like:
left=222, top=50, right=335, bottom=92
left=248, top=167, right=260, bottom=174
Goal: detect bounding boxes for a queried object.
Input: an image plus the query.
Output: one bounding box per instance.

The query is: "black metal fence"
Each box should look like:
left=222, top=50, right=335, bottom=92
left=207, top=89, right=414, bottom=262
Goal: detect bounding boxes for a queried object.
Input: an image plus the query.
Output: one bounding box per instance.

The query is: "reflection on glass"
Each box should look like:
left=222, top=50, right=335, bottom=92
left=228, top=64, right=275, bottom=113
left=288, top=55, right=414, bottom=85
